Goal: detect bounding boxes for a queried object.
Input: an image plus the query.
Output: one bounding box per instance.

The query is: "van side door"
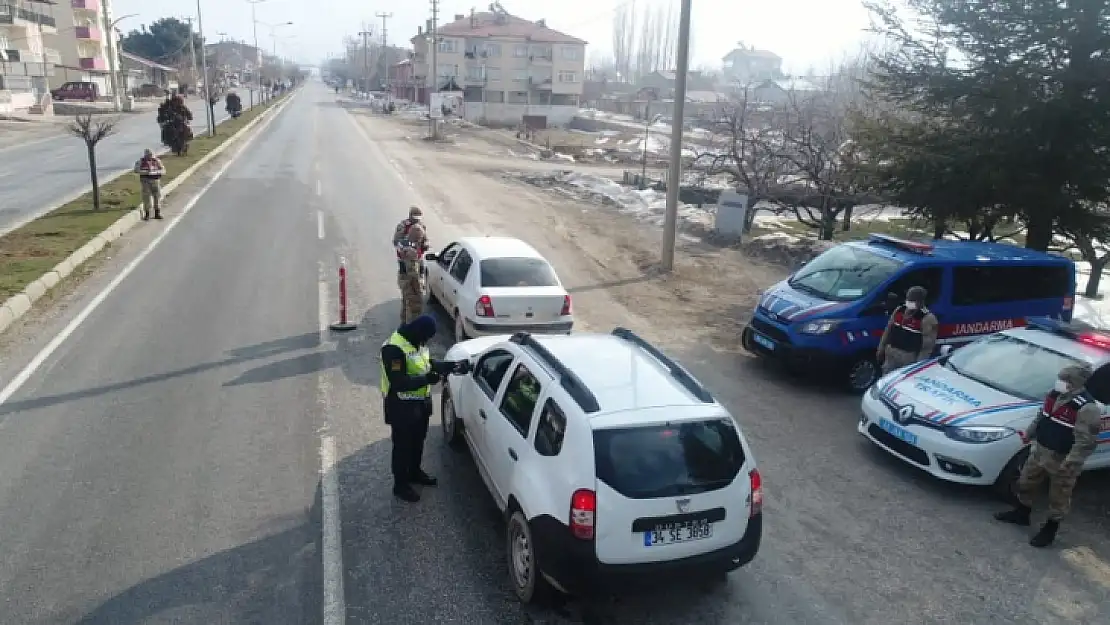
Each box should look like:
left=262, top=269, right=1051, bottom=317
left=947, top=265, right=1069, bottom=347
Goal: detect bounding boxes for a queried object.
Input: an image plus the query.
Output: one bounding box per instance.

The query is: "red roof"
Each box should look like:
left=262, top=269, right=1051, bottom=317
left=435, top=12, right=586, bottom=44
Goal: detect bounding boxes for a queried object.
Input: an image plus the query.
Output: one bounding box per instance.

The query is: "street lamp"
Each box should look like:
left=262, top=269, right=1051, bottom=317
left=258, top=21, right=293, bottom=96
left=101, top=10, right=138, bottom=111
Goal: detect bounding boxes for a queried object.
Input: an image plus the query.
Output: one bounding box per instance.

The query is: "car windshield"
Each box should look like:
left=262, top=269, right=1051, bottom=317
left=480, top=258, right=559, bottom=287
left=788, top=245, right=903, bottom=302
left=945, top=334, right=1086, bottom=400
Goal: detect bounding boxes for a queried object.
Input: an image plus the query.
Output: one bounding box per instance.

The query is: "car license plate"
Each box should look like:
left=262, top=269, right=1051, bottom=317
left=879, top=417, right=918, bottom=446
left=752, top=332, right=775, bottom=351
left=643, top=519, right=713, bottom=547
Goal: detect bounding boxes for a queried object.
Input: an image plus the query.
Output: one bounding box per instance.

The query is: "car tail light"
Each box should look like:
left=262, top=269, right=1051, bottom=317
left=569, top=489, right=596, bottom=540
left=475, top=295, right=495, bottom=318
left=560, top=294, right=572, bottom=316
left=749, top=469, right=763, bottom=518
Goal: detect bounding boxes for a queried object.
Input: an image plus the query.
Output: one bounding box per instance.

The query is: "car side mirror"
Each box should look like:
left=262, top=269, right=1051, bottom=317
left=425, top=252, right=438, bottom=262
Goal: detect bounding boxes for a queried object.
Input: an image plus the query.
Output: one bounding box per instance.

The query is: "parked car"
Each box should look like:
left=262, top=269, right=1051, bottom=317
left=741, top=234, right=1077, bottom=392
left=51, top=81, right=98, bottom=102
left=860, top=317, right=1110, bottom=498
left=425, top=236, right=573, bottom=340
left=441, top=328, right=763, bottom=603
left=132, top=83, right=167, bottom=98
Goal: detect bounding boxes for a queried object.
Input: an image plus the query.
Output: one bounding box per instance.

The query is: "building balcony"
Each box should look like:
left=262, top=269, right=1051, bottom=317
left=44, top=47, right=61, bottom=64
left=71, top=0, right=100, bottom=11
left=75, top=26, right=102, bottom=41
left=0, top=3, right=57, bottom=29
left=79, top=56, right=106, bottom=70
left=528, top=77, right=553, bottom=90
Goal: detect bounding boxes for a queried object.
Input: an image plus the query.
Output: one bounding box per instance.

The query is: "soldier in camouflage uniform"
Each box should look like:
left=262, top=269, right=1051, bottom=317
left=994, top=364, right=1101, bottom=547
left=876, top=286, right=939, bottom=375
left=398, top=223, right=427, bottom=324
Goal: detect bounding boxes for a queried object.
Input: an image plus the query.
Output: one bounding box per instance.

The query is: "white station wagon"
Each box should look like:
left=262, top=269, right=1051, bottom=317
left=425, top=236, right=573, bottom=340
left=441, top=328, right=764, bottom=603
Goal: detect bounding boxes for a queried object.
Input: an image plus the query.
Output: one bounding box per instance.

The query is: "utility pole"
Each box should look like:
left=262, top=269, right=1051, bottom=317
left=100, top=1, right=120, bottom=111
left=429, top=0, right=439, bottom=138
left=358, top=30, right=371, bottom=95
left=196, top=0, right=214, bottom=136
left=247, top=0, right=265, bottom=103
left=182, top=17, right=200, bottom=96
left=660, top=0, right=692, bottom=271
left=376, top=12, right=391, bottom=98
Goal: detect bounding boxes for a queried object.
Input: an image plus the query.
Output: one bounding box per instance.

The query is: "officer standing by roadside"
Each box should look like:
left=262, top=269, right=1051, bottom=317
left=397, top=243, right=425, bottom=324
left=876, top=286, right=939, bottom=375
left=133, top=149, right=165, bottom=221
left=994, top=364, right=1100, bottom=547
left=380, top=314, right=471, bottom=503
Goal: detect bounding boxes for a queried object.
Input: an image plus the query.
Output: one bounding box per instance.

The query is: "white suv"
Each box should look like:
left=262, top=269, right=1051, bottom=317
left=441, top=328, right=763, bottom=603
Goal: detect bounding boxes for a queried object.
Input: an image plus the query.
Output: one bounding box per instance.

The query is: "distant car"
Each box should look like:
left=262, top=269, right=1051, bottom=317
left=441, top=329, right=763, bottom=603
left=51, top=81, right=98, bottom=102
left=133, top=83, right=167, bottom=98
left=859, top=317, right=1110, bottom=498
left=425, top=236, right=574, bottom=340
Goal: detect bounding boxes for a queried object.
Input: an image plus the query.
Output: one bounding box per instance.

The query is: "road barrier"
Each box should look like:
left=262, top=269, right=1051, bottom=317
left=329, top=257, right=357, bottom=332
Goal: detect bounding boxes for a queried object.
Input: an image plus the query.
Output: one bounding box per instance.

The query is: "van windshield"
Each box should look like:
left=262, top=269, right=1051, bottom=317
left=788, top=245, right=903, bottom=302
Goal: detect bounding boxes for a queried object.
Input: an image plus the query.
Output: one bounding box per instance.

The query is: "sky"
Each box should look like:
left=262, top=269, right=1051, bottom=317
left=112, top=0, right=875, bottom=74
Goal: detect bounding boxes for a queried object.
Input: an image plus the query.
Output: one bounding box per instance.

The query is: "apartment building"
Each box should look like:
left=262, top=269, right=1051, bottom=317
left=47, top=0, right=120, bottom=94
left=410, top=5, right=586, bottom=127
left=722, top=43, right=783, bottom=85
left=0, top=0, right=60, bottom=111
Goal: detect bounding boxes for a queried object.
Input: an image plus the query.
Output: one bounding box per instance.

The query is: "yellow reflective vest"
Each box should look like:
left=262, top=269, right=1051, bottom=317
left=379, top=331, right=432, bottom=401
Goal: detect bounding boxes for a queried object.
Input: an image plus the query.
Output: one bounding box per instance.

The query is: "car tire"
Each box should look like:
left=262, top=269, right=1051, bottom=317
left=993, top=446, right=1030, bottom=503
left=441, top=390, right=465, bottom=450
left=454, top=310, right=469, bottom=342
left=845, top=354, right=879, bottom=393
left=506, top=509, right=551, bottom=605
left=740, top=327, right=755, bottom=353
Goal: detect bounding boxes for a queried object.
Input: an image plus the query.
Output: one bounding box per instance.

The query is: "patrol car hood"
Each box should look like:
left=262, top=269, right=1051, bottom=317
left=758, top=280, right=850, bottom=323
left=878, top=360, right=1037, bottom=426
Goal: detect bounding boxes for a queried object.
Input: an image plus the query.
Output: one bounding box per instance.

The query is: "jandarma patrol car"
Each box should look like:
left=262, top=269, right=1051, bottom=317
left=859, top=318, right=1110, bottom=497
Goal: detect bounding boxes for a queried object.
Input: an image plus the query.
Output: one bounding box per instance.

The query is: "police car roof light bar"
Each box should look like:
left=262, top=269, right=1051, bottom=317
left=509, top=332, right=601, bottom=413
left=867, top=233, right=934, bottom=255
left=611, top=327, right=714, bottom=403
left=1027, top=316, right=1110, bottom=349
left=1078, top=333, right=1110, bottom=350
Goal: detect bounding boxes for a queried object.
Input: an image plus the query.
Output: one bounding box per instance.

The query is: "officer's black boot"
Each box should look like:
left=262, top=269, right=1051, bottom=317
left=412, top=470, right=438, bottom=487
left=393, top=483, right=420, bottom=503
left=1030, top=520, right=1060, bottom=548
left=142, top=211, right=150, bottom=221
left=993, top=504, right=1032, bottom=526
left=154, top=211, right=163, bottom=220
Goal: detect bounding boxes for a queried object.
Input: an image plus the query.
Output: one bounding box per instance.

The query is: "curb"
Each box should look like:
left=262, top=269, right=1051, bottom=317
left=0, top=89, right=300, bottom=337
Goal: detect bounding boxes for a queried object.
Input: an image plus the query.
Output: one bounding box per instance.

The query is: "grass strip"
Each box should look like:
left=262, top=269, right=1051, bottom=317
left=0, top=94, right=288, bottom=300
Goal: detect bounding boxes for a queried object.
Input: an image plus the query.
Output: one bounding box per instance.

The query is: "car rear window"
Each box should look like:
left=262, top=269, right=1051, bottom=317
left=480, top=258, right=559, bottom=287
left=593, top=419, right=746, bottom=499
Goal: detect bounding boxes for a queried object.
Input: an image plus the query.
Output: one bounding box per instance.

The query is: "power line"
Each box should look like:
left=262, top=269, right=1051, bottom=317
left=376, top=12, right=392, bottom=94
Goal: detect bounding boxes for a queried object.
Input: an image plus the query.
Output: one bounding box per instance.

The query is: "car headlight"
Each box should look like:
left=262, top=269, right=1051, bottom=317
left=799, top=320, right=839, bottom=335
left=945, top=425, right=1016, bottom=444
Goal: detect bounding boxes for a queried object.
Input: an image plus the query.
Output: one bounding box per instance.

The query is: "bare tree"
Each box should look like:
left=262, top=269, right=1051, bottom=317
left=634, top=5, right=654, bottom=81
left=69, top=114, right=118, bottom=211
left=611, top=3, right=634, bottom=81
left=1053, top=209, right=1110, bottom=298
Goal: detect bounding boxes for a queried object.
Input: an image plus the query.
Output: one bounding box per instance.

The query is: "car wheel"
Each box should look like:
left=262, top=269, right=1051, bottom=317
left=845, top=355, right=879, bottom=393
left=440, top=390, right=465, bottom=450
left=993, top=446, right=1030, bottom=503
left=454, top=311, right=469, bottom=342
left=506, top=509, right=551, bottom=605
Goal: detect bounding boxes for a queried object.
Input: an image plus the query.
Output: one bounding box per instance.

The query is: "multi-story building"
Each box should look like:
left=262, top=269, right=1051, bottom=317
left=410, top=5, right=586, bottom=127
left=48, top=0, right=121, bottom=94
left=0, top=0, right=60, bottom=111
left=722, top=44, right=783, bottom=85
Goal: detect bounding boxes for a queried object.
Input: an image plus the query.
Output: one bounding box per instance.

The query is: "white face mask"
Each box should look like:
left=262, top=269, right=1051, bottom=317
left=1054, top=379, right=1069, bottom=393
left=904, top=301, right=918, bottom=311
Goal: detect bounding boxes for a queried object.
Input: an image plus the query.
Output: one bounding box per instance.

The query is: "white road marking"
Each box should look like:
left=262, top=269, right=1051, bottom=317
left=0, top=93, right=296, bottom=408
left=0, top=133, right=68, bottom=153
left=317, top=210, right=325, bottom=240
left=317, top=272, right=346, bottom=625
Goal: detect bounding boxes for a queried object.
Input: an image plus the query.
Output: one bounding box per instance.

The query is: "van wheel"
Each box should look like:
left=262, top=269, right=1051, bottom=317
left=994, top=447, right=1030, bottom=503
left=506, top=509, right=551, bottom=605
left=845, top=355, right=879, bottom=393
left=440, top=390, right=465, bottom=450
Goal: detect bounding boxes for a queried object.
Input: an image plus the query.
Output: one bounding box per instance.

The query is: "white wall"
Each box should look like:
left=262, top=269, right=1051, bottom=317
left=0, top=90, right=38, bottom=113
left=461, top=102, right=578, bottom=127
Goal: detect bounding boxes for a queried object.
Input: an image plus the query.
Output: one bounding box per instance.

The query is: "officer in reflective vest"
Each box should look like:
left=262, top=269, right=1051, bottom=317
left=995, top=364, right=1101, bottom=547
left=379, top=314, right=470, bottom=502
left=876, top=286, right=938, bottom=375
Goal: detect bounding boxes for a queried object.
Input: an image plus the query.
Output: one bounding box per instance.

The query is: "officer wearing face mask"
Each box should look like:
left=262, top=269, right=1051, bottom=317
left=876, top=286, right=939, bottom=375
left=994, top=364, right=1100, bottom=547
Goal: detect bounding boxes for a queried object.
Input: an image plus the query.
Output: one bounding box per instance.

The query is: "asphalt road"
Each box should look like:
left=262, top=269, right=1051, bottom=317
left=0, top=81, right=1106, bottom=625
left=0, top=90, right=261, bottom=236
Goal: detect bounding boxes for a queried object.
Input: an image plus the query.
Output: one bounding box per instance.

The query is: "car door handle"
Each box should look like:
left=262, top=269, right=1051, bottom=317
left=508, top=448, right=518, bottom=461
left=478, top=409, right=487, bottom=420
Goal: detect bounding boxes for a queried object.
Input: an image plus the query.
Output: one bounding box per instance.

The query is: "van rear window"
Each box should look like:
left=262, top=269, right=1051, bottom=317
left=593, top=419, right=746, bottom=499
left=952, top=265, right=1071, bottom=306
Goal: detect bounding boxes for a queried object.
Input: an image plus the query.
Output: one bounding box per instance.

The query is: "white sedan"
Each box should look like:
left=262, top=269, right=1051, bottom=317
left=425, top=236, right=574, bottom=340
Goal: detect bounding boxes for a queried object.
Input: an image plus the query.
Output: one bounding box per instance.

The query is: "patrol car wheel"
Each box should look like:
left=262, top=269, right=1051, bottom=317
left=845, top=355, right=879, bottom=393
left=441, top=391, right=465, bottom=450
left=506, top=509, right=551, bottom=604
left=994, top=447, right=1030, bottom=502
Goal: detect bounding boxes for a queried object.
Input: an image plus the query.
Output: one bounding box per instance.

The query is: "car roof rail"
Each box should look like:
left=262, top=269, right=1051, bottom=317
left=610, top=327, right=714, bottom=403
left=509, top=332, right=601, bottom=413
